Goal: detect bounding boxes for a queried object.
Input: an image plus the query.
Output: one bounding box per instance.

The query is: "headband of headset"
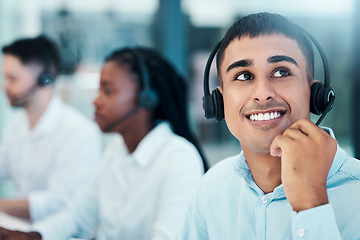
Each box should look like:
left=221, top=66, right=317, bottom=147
left=127, top=48, right=159, bottom=110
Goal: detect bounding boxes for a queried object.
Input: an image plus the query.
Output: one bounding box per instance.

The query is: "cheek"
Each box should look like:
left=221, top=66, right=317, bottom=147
left=222, top=86, right=249, bottom=137
left=222, top=85, right=248, bottom=118
left=285, top=84, right=311, bottom=120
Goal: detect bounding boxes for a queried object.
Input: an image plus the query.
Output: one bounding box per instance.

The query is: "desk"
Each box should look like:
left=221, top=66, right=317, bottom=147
left=0, top=211, right=30, bottom=231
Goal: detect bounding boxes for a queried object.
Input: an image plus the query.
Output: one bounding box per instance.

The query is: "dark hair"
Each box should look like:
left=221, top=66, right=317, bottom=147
left=105, top=47, right=209, bottom=171
left=216, top=12, right=314, bottom=83
left=2, top=35, right=61, bottom=79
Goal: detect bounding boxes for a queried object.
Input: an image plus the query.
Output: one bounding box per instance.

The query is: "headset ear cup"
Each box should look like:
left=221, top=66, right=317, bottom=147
left=317, top=85, right=335, bottom=113
left=212, top=88, right=224, bottom=121
left=203, top=94, right=215, bottom=119
left=138, top=89, right=158, bottom=110
left=310, top=82, right=322, bottom=115
left=38, top=72, right=54, bottom=86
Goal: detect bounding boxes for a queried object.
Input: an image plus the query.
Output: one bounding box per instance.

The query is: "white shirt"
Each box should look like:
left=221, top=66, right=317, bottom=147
left=0, top=95, right=102, bottom=221
left=33, top=122, right=204, bottom=240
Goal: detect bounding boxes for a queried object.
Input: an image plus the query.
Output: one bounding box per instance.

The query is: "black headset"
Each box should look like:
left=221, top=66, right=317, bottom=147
left=33, top=36, right=56, bottom=87
left=202, top=31, right=335, bottom=126
left=128, top=48, right=159, bottom=110
left=38, top=72, right=54, bottom=86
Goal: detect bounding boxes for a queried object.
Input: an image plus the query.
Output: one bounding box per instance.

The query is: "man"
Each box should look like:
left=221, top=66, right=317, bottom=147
left=0, top=35, right=101, bottom=222
left=181, top=12, right=360, bottom=239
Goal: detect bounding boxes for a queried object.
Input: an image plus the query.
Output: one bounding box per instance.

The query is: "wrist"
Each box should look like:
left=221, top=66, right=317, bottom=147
left=292, top=190, right=329, bottom=212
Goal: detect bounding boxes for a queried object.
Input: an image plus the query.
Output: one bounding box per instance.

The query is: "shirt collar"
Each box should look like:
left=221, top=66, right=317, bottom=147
left=131, top=121, right=173, bottom=168
left=233, top=127, right=346, bottom=198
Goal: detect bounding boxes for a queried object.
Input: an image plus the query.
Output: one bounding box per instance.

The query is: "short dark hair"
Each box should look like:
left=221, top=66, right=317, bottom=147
left=105, top=47, right=209, bottom=171
left=2, top=35, right=61, bottom=79
left=216, top=12, right=314, bottom=83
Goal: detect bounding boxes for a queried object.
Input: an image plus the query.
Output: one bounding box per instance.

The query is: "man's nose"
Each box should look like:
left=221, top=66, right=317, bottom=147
left=251, top=77, right=276, bottom=103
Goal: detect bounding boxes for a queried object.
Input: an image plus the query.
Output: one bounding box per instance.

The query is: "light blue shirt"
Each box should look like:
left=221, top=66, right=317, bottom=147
left=33, top=122, right=204, bottom=240
left=181, top=128, right=360, bottom=239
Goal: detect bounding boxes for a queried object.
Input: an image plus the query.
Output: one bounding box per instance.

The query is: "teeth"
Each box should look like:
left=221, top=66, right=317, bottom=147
left=249, top=111, right=283, bottom=121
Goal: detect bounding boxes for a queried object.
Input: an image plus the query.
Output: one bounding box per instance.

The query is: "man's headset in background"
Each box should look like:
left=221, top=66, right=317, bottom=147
left=11, top=57, right=54, bottom=105
left=103, top=48, right=159, bottom=132
left=202, top=30, right=335, bottom=126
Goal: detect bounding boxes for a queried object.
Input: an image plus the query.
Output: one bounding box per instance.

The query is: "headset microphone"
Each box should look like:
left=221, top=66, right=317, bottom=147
left=103, top=107, right=139, bottom=132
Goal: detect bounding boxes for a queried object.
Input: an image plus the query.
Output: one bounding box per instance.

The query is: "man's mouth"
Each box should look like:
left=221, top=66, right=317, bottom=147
left=246, top=111, right=285, bottom=121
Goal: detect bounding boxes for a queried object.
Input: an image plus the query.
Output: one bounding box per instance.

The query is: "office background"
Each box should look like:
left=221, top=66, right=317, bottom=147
left=0, top=0, right=359, bottom=167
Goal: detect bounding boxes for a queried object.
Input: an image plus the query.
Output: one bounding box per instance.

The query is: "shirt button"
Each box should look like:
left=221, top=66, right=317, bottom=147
left=296, top=228, right=305, bottom=238
left=260, top=196, right=268, bottom=204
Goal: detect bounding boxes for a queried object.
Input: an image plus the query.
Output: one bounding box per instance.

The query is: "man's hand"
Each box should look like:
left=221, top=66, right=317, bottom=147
left=0, top=227, right=41, bottom=240
left=270, top=118, right=337, bottom=212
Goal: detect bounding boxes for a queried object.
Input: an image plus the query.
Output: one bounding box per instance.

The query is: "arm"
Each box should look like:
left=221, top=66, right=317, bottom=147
left=270, top=118, right=341, bottom=238
left=0, top=171, right=101, bottom=240
left=150, top=149, right=204, bottom=239
left=32, top=171, right=101, bottom=240
left=0, top=199, right=30, bottom=219
left=28, top=126, right=101, bottom=221
left=0, top=227, right=41, bottom=240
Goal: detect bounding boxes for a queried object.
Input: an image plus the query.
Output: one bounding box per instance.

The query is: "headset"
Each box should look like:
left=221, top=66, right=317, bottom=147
left=103, top=48, right=159, bottom=132
left=202, top=30, right=335, bottom=126
left=38, top=72, right=54, bottom=87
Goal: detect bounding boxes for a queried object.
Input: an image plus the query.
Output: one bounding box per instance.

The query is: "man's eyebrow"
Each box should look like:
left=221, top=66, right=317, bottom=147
left=268, top=55, right=298, bottom=66
left=226, top=59, right=253, bottom=72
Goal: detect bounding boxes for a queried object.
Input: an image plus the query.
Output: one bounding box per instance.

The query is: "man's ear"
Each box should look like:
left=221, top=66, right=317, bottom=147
left=310, top=79, right=320, bottom=86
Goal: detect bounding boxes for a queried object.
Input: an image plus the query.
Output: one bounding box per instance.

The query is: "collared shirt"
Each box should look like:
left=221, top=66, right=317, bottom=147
left=0, top=95, right=102, bottom=221
left=181, top=128, right=360, bottom=240
left=33, top=122, right=204, bottom=240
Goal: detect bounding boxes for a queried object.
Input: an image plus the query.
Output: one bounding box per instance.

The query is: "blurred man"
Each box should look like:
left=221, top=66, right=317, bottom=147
left=0, top=35, right=101, bottom=222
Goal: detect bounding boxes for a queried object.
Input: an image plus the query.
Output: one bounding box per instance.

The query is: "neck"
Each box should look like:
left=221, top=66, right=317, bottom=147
left=120, top=114, right=154, bottom=153
left=25, top=90, right=53, bottom=129
left=242, top=146, right=282, bottom=194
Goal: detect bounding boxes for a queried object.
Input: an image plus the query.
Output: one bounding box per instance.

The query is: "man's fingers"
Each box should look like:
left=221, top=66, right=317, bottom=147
left=282, top=127, right=306, bottom=140
left=270, top=134, right=293, bottom=157
left=289, top=118, right=317, bottom=137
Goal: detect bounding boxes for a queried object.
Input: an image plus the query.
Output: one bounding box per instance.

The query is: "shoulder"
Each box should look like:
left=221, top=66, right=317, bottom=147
left=201, top=155, right=240, bottom=186
left=338, top=155, right=360, bottom=180
left=328, top=145, right=360, bottom=189
left=160, top=133, right=204, bottom=173
left=57, top=102, right=99, bottom=133
left=188, top=155, right=241, bottom=214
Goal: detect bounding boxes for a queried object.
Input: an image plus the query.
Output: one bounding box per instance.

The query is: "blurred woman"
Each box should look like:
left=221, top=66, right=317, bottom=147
left=0, top=47, right=207, bottom=240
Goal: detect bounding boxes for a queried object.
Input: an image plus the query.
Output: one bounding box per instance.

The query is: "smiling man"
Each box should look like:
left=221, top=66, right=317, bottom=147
left=181, top=12, right=360, bottom=239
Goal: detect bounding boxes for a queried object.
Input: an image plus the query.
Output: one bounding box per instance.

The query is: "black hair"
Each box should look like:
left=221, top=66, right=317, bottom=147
left=105, top=47, right=209, bottom=171
left=2, top=35, right=61, bottom=79
left=216, top=12, right=314, bottom=83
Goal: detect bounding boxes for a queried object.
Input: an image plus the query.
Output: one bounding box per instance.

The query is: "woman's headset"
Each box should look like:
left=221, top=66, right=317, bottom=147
left=202, top=30, right=335, bottom=126
left=128, top=48, right=159, bottom=110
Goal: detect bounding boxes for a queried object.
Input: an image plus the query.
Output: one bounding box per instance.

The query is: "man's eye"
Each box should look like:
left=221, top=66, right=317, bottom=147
left=272, top=68, right=291, bottom=78
left=235, top=72, right=254, bottom=81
